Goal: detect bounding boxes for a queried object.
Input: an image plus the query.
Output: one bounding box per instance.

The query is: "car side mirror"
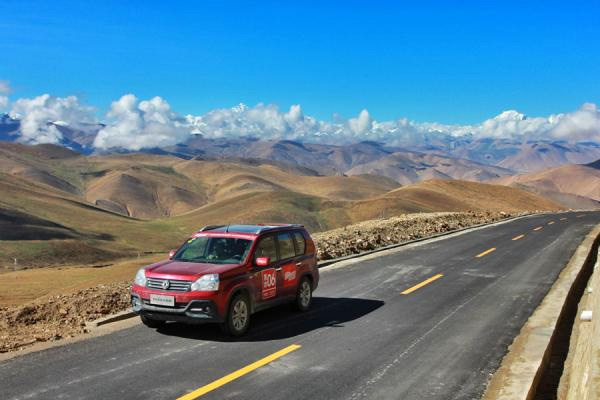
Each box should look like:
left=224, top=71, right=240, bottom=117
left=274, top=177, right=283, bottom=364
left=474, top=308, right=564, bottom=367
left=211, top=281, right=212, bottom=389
left=255, top=257, right=270, bottom=267
left=169, top=249, right=176, bottom=259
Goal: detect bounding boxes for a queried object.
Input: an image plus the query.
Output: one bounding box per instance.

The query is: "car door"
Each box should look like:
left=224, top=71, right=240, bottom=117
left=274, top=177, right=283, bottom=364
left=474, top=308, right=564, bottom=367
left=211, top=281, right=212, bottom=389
left=276, top=231, right=300, bottom=298
left=252, top=234, right=283, bottom=305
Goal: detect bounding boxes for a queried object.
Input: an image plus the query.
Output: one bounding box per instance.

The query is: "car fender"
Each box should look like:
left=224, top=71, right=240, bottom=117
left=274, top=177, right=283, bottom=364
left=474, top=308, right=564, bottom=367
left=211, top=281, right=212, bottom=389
left=224, top=282, right=255, bottom=315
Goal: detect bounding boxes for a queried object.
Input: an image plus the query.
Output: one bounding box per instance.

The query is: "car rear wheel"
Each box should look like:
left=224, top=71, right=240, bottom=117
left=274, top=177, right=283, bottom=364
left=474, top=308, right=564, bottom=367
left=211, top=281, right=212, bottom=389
left=221, top=293, right=250, bottom=337
left=294, top=277, right=312, bottom=312
left=140, top=314, right=166, bottom=329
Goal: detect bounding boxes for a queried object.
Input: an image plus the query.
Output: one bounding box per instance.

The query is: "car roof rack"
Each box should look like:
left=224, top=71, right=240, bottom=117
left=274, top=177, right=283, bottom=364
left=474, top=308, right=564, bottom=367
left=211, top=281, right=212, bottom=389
left=199, top=224, right=227, bottom=231
left=256, top=223, right=304, bottom=227
left=197, top=224, right=305, bottom=235
left=255, top=224, right=304, bottom=234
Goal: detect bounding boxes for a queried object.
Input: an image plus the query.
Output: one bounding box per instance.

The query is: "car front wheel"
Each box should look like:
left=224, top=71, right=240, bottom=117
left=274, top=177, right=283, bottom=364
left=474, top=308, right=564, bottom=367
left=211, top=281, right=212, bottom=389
left=221, top=293, right=250, bottom=337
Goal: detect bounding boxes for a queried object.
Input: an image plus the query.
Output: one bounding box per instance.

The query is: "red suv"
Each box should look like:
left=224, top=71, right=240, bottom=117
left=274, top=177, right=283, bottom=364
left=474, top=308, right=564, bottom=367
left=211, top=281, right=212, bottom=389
left=131, top=224, right=319, bottom=336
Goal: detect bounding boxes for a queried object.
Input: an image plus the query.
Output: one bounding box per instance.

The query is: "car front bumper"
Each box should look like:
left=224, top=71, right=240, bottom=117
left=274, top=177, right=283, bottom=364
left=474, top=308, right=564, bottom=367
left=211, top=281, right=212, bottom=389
left=131, top=293, right=224, bottom=324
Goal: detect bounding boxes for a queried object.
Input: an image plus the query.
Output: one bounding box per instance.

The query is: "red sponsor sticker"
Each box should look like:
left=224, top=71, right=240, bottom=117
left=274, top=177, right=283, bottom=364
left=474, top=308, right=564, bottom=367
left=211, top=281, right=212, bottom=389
left=282, top=264, right=297, bottom=288
left=262, top=268, right=277, bottom=299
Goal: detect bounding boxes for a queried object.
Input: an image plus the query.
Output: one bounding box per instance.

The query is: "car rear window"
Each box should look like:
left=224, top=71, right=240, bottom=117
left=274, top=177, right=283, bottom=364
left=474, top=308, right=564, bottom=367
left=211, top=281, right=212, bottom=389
left=255, top=236, right=279, bottom=262
left=293, top=231, right=306, bottom=255
left=277, top=232, right=296, bottom=260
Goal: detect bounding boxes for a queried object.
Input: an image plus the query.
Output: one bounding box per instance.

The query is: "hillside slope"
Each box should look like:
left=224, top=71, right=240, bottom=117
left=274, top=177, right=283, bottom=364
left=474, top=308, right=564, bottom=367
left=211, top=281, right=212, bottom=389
left=346, top=151, right=511, bottom=185
left=492, top=163, right=600, bottom=204
left=347, top=180, right=563, bottom=222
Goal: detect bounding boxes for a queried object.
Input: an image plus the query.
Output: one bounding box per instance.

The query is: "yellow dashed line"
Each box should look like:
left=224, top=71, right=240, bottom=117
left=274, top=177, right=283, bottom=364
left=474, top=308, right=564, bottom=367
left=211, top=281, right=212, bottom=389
left=475, top=247, right=497, bottom=258
left=533, top=226, right=543, bottom=231
left=401, top=274, right=444, bottom=295
left=560, top=217, right=567, bottom=221
left=548, top=221, right=555, bottom=225
left=177, top=344, right=302, bottom=400
left=512, top=234, right=525, bottom=241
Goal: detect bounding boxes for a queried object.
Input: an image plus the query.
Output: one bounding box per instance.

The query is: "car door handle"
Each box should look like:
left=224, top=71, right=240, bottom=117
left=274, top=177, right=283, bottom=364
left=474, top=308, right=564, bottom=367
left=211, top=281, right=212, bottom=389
left=296, top=262, right=302, bottom=266
left=275, top=267, right=282, bottom=271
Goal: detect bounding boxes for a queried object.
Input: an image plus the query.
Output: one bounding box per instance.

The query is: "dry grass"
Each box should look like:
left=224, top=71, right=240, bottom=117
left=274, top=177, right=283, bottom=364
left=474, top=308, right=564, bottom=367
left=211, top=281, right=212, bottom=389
left=0, top=255, right=162, bottom=306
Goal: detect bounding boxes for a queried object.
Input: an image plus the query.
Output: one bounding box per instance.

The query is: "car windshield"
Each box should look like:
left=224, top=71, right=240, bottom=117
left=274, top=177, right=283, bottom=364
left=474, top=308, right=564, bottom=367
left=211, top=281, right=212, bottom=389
left=173, top=236, right=252, bottom=264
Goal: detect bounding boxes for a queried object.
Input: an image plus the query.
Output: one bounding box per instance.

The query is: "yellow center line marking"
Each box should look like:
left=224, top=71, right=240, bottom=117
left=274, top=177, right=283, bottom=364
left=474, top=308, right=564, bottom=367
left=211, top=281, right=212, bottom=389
left=512, top=234, right=525, bottom=241
left=475, top=247, right=497, bottom=258
left=533, top=226, right=543, bottom=231
left=560, top=217, right=567, bottom=221
left=176, top=344, right=301, bottom=400
left=548, top=221, right=555, bottom=225
left=577, top=215, right=585, bottom=218
left=401, top=274, right=444, bottom=295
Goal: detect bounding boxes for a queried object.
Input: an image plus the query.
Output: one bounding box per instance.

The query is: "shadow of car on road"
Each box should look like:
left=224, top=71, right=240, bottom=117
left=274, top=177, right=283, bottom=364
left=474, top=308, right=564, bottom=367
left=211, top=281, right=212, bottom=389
left=155, top=296, right=384, bottom=342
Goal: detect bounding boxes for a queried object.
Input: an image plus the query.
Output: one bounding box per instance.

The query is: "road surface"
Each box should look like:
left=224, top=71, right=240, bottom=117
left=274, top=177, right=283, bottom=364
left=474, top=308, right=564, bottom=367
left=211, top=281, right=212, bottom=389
left=1, top=211, right=599, bottom=400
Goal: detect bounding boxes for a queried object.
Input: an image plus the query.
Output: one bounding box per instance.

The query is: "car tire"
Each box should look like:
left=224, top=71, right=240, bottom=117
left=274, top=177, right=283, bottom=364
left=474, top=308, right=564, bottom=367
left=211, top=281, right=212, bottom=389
left=140, top=314, right=166, bottom=329
left=220, top=293, right=250, bottom=337
left=293, top=277, right=312, bottom=312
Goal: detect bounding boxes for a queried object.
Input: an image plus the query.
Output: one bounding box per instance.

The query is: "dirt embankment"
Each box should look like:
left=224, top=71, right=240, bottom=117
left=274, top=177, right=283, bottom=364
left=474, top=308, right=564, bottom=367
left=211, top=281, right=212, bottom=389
left=0, top=283, right=130, bottom=353
left=1, top=211, right=523, bottom=353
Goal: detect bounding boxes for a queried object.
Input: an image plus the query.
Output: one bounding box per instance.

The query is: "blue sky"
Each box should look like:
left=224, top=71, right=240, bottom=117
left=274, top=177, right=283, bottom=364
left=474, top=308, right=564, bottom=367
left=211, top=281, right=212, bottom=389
left=0, top=1, right=599, bottom=124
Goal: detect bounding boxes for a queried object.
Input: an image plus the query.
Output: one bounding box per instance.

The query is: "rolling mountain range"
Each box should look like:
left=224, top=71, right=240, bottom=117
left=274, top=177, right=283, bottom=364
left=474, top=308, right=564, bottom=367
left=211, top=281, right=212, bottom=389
left=0, top=142, right=563, bottom=268
left=3, top=113, right=600, bottom=183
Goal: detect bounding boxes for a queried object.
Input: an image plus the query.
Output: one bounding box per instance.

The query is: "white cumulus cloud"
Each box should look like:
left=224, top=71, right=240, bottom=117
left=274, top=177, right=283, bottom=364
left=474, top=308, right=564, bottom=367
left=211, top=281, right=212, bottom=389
left=184, top=102, right=600, bottom=145
left=9, top=94, right=96, bottom=144
left=348, top=109, right=373, bottom=136
left=185, top=103, right=323, bottom=141
left=549, top=103, right=600, bottom=141
left=93, top=95, right=190, bottom=150
left=4, top=87, right=600, bottom=148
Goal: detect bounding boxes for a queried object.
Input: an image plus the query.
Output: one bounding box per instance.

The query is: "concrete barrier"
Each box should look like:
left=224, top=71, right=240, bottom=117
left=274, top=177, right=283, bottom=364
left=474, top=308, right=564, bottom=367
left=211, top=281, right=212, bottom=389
left=556, top=250, right=600, bottom=399
left=483, top=224, right=600, bottom=400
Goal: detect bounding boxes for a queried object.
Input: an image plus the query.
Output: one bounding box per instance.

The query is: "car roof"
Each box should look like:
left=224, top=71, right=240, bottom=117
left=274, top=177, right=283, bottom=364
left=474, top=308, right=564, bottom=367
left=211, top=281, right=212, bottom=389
left=195, top=224, right=304, bottom=236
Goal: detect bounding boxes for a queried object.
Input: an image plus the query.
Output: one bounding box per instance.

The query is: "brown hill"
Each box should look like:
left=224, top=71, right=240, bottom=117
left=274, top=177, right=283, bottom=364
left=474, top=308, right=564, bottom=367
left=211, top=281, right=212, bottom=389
left=496, top=142, right=600, bottom=172
left=492, top=164, right=600, bottom=205
left=345, top=152, right=512, bottom=185
left=347, top=180, right=563, bottom=222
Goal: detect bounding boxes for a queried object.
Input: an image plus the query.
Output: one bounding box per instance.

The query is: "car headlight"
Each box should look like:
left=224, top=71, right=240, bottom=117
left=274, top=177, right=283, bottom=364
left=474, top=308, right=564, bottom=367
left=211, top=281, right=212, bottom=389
left=191, top=274, right=219, bottom=291
left=134, top=268, right=147, bottom=286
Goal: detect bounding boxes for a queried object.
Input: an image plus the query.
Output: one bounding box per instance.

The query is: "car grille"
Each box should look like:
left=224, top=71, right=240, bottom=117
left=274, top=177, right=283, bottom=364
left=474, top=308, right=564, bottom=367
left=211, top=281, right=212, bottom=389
left=146, top=277, right=192, bottom=292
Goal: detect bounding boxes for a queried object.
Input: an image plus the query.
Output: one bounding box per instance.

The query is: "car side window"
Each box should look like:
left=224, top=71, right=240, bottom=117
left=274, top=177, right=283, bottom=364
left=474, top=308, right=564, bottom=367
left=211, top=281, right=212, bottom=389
left=293, top=232, right=306, bottom=255
left=255, top=236, right=278, bottom=264
left=277, top=232, right=296, bottom=260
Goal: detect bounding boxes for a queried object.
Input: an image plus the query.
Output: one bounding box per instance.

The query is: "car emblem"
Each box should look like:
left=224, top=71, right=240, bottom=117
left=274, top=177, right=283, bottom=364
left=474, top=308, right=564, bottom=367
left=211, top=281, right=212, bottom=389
left=161, top=280, right=170, bottom=290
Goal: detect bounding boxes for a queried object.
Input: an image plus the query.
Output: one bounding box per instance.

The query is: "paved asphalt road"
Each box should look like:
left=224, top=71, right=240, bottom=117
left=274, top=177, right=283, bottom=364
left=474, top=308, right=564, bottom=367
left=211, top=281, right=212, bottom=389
left=2, top=211, right=599, bottom=400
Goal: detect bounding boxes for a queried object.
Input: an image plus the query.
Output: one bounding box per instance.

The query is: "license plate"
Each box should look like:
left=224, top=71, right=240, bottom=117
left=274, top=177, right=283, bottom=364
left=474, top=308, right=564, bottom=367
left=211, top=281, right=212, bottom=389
left=149, top=294, right=175, bottom=307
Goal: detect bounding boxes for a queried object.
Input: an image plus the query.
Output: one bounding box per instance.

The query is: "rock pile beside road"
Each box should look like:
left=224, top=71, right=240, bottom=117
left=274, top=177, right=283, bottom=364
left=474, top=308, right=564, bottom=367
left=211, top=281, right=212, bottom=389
left=0, top=282, right=130, bottom=353
left=313, top=211, right=515, bottom=260
left=0, top=211, right=520, bottom=353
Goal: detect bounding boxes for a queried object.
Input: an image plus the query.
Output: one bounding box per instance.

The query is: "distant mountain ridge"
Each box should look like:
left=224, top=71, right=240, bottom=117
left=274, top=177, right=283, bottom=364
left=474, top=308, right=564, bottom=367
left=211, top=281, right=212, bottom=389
left=2, top=113, right=600, bottom=183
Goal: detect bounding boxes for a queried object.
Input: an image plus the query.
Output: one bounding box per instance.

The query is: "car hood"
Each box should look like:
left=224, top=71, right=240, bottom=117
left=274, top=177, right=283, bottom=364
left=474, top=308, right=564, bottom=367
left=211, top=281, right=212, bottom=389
left=145, top=260, right=239, bottom=280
